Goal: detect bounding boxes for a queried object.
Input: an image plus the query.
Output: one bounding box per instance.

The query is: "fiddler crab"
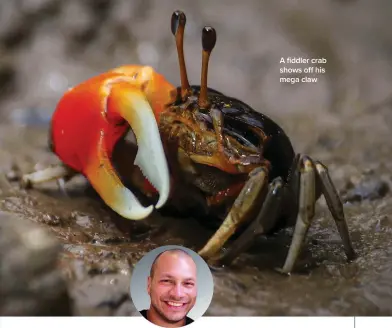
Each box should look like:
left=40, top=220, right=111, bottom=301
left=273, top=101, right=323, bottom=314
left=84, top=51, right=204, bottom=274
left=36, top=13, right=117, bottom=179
left=22, top=10, right=356, bottom=274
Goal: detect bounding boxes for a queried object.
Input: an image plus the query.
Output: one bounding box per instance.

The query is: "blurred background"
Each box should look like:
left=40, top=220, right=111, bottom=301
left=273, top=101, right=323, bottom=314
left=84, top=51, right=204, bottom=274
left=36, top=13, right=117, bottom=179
left=0, top=0, right=392, bottom=164
left=0, top=0, right=391, bottom=133
left=1, top=0, right=392, bottom=317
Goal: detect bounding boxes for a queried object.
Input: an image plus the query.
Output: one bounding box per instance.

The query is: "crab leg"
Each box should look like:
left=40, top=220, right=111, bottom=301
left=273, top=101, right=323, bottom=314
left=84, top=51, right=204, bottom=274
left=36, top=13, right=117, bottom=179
left=198, top=166, right=269, bottom=260
left=218, top=177, right=284, bottom=265
left=21, top=163, right=76, bottom=188
left=315, top=161, right=356, bottom=261
left=279, top=156, right=316, bottom=274
left=21, top=163, right=78, bottom=197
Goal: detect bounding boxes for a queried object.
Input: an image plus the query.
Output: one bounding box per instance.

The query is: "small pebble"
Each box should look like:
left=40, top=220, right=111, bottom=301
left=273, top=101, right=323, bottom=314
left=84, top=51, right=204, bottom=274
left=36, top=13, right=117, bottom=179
left=5, top=163, right=22, bottom=182
left=5, top=169, right=20, bottom=181
left=376, top=216, right=392, bottom=231
left=343, top=176, right=389, bottom=202
left=75, top=215, right=93, bottom=228
left=42, top=213, right=61, bottom=226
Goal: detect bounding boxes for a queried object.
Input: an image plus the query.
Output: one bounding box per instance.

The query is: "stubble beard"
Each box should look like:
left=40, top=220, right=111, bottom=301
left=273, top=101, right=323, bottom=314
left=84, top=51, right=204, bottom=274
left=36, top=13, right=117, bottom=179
left=151, top=301, right=187, bottom=325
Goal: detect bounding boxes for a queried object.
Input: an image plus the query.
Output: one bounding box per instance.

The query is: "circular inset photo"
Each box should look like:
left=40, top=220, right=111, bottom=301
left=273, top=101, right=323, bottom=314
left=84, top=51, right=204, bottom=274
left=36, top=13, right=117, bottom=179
left=130, top=245, right=214, bottom=327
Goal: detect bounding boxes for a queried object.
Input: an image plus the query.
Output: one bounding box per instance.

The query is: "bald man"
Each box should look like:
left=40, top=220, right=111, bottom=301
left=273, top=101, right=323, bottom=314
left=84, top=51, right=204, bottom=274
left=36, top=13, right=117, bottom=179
left=140, top=249, right=198, bottom=327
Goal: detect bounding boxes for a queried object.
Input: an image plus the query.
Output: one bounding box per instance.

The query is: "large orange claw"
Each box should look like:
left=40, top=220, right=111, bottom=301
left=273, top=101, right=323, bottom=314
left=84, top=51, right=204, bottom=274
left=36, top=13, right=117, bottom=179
left=51, top=65, right=175, bottom=220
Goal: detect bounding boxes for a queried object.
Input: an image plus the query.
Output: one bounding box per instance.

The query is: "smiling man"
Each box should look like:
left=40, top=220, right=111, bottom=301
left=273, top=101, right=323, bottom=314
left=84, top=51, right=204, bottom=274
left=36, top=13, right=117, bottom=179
left=140, top=249, right=198, bottom=327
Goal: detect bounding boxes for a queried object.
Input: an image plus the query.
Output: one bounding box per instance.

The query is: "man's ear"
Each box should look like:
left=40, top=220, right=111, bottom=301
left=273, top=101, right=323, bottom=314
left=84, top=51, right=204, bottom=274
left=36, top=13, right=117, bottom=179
left=147, top=276, right=152, bottom=295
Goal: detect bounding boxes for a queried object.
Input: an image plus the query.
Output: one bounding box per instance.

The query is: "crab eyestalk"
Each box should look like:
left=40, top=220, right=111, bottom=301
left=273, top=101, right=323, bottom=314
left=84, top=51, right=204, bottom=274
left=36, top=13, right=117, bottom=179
left=171, top=10, right=191, bottom=100
left=198, top=26, right=217, bottom=109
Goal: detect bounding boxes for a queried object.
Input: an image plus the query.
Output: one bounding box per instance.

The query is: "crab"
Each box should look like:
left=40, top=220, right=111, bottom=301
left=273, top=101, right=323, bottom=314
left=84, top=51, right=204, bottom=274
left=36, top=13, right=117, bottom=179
left=21, top=10, right=356, bottom=274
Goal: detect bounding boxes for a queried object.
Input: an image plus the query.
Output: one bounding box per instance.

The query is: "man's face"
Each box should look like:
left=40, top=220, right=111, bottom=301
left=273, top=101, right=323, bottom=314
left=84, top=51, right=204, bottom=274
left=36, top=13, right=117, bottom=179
left=147, top=252, right=197, bottom=324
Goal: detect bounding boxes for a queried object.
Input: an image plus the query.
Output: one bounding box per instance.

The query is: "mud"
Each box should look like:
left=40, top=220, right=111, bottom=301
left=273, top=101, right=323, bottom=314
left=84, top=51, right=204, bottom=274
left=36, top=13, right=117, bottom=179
left=1, top=0, right=392, bottom=317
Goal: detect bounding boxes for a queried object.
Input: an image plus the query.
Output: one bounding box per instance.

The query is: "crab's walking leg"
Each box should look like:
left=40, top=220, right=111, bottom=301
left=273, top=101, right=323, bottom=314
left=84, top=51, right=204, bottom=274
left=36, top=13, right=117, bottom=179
left=198, top=167, right=269, bottom=260
left=315, top=161, right=356, bottom=261
left=279, top=156, right=316, bottom=274
left=21, top=163, right=77, bottom=193
left=218, top=177, right=284, bottom=266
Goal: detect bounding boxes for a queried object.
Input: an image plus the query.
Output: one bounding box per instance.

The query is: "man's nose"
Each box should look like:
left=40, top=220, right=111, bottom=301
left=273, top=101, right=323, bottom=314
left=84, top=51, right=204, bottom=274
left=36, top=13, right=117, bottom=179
left=169, top=284, right=186, bottom=299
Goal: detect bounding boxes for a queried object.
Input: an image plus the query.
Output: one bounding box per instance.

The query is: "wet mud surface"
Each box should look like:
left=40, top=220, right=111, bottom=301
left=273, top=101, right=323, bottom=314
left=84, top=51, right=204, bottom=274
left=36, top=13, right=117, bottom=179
left=1, top=0, right=392, bottom=317
left=1, top=109, right=392, bottom=316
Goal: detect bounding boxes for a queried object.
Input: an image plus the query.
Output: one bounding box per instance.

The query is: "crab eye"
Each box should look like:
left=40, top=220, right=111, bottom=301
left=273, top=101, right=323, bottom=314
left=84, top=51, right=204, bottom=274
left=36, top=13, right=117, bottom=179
left=198, top=26, right=217, bottom=109
left=171, top=10, right=186, bottom=36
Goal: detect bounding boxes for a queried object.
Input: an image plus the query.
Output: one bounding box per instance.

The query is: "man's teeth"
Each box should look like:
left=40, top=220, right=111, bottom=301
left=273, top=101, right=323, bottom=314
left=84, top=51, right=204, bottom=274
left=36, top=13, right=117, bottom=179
left=167, top=301, right=184, bottom=307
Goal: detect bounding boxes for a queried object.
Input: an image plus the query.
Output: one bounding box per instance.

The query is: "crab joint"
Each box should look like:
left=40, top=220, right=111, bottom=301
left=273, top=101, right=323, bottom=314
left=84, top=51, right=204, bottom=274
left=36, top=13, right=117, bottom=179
left=84, top=82, right=171, bottom=220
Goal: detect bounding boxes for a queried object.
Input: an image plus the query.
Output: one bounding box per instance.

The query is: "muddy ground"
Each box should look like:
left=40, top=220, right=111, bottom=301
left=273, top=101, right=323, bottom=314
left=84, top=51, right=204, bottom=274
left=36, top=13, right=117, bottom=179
left=1, top=0, right=392, bottom=317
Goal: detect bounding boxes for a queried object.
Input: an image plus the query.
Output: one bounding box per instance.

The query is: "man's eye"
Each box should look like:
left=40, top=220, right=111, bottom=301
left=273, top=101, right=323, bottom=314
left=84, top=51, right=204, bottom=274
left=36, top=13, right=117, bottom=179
left=185, top=282, right=194, bottom=287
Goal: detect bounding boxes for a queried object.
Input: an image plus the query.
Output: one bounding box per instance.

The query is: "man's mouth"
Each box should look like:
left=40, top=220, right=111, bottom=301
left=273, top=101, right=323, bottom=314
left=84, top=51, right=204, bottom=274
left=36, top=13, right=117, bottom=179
left=164, top=301, right=187, bottom=310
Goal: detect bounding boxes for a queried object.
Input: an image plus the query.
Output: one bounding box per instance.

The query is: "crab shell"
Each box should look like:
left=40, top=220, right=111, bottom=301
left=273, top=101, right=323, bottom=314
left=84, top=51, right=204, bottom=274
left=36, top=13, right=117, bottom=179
left=50, top=65, right=176, bottom=220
